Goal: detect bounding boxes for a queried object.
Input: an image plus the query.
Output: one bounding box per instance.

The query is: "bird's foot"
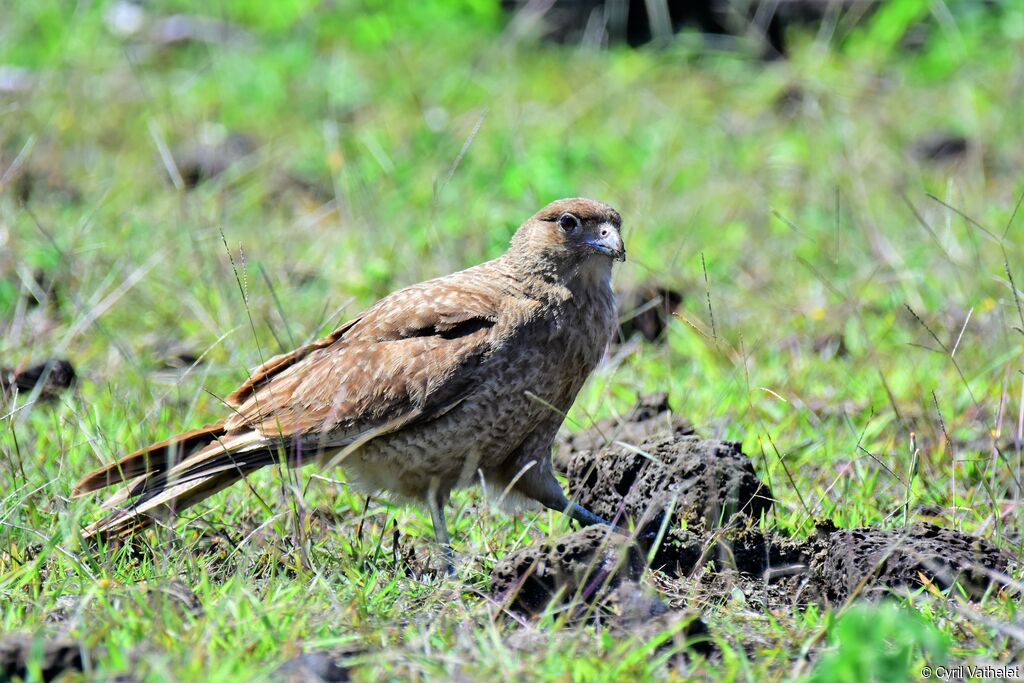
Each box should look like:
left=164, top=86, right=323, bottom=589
left=425, top=542, right=455, bottom=578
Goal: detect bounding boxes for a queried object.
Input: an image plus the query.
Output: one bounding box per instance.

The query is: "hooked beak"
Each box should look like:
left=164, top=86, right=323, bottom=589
left=585, top=224, right=626, bottom=262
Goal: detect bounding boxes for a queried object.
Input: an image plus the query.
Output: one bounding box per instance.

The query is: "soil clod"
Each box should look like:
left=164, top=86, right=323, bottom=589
left=809, top=522, right=1015, bottom=603
left=912, top=132, right=971, bottom=163
left=1, top=359, right=77, bottom=400
left=274, top=651, right=352, bottom=682
left=490, top=526, right=645, bottom=618
left=567, top=433, right=772, bottom=534
left=554, top=392, right=693, bottom=473
left=171, top=132, right=255, bottom=188
left=617, top=284, right=683, bottom=342
left=604, top=582, right=715, bottom=657
left=0, top=632, right=84, bottom=682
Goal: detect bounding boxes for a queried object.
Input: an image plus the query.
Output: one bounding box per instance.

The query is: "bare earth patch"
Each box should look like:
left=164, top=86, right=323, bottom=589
left=492, top=395, right=1016, bottom=657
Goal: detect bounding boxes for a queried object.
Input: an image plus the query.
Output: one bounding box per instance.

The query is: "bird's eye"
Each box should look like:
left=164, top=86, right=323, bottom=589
left=557, top=213, right=581, bottom=232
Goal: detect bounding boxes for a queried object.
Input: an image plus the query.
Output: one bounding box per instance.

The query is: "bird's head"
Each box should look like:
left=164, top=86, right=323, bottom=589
left=509, top=198, right=625, bottom=273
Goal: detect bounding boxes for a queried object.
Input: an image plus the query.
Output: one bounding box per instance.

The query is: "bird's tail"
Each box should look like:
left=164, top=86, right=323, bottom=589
left=73, top=421, right=287, bottom=540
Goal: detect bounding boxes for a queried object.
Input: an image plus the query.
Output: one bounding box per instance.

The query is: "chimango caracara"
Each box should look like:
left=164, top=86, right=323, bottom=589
left=74, top=198, right=626, bottom=558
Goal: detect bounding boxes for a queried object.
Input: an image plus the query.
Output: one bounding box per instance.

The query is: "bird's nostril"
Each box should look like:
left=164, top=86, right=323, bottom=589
left=600, top=228, right=608, bottom=237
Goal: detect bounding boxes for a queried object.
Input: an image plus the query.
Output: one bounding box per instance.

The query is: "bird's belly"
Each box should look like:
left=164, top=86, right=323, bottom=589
left=339, top=341, right=591, bottom=501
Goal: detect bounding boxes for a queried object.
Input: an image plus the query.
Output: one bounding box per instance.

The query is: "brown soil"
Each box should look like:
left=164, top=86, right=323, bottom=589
left=807, top=522, right=1014, bottom=603
left=0, top=359, right=77, bottom=401
left=565, top=430, right=772, bottom=533
left=0, top=633, right=84, bottom=682
left=554, top=392, right=694, bottom=473
left=490, top=526, right=645, bottom=618
left=663, top=521, right=1013, bottom=608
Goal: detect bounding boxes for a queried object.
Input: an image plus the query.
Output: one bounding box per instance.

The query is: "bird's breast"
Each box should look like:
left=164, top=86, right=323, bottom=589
left=513, top=287, right=616, bottom=394
left=343, top=289, right=617, bottom=499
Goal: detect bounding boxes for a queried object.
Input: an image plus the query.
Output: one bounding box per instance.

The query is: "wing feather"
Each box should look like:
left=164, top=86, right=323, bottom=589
left=225, top=318, right=361, bottom=407
left=222, top=265, right=511, bottom=452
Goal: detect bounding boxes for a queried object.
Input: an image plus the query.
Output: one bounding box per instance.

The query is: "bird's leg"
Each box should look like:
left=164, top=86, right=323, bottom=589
left=511, top=463, right=614, bottom=528
left=522, top=475, right=673, bottom=559
left=524, top=474, right=613, bottom=528
left=566, top=502, right=611, bottom=528
left=426, top=480, right=454, bottom=574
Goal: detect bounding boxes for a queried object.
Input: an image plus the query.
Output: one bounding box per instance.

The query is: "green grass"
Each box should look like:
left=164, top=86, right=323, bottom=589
left=2, top=0, right=1023, bottom=680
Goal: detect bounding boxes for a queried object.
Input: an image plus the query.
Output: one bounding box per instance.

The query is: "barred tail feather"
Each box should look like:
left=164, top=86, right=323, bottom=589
left=72, top=421, right=227, bottom=495
left=81, top=470, right=245, bottom=539
left=75, top=428, right=287, bottom=540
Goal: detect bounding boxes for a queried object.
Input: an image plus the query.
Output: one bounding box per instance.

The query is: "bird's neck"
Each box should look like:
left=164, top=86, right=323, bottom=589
left=572, top=256, right=614, bottom=294
left=498, top=252, right=612, bottom=304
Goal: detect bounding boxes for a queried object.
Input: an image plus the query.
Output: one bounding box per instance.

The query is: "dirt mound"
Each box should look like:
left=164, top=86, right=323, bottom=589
left=274, top=651, right=353, bottom=682
left=554, top=392, right=693, bottom=473
left=809, top=522, right=1015, bottom=603
left=490, top=526, right=645, bottom=618
left=491, top=396, right=1016, bottom=666
left=556, top=403, right=1012, bottom=606
left=566, top=432, right=772, bottom=533
left=1, top=359, right=77, bottom=401
left=617, top=284, right=683, bottom=342
left=0, top=632, right=83, bottom=682
left=653, top=522, right=1015, bottom=610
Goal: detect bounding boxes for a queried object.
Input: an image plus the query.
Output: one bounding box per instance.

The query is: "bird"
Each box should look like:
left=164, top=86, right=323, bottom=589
left=73, top=197, right=626, bottom=561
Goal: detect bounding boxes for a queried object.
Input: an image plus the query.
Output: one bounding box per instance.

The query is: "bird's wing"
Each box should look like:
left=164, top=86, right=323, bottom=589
left=222, top=266, right=512, bottom=447
left=225, top=317, right=361, bottom=407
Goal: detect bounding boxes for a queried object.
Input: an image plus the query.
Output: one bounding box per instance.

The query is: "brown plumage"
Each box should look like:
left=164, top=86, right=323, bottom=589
left=74, top=198, right=626, bottom=554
